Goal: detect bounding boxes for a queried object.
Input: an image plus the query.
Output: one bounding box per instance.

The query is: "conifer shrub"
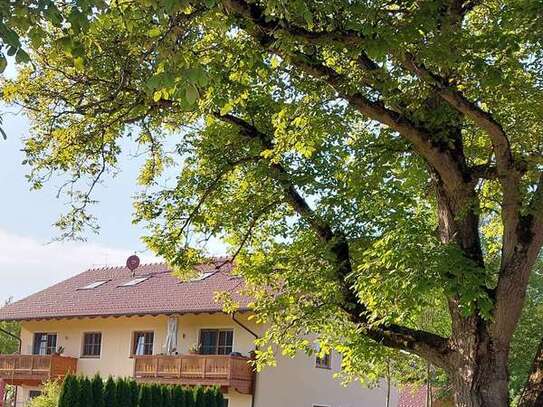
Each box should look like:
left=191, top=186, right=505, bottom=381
left=79, top=376, right=94, bottom=407
left=185, top=386, right=195, bottom=407
left=58, top=374, right=223, bottom=407
left=129, top=379, right=139, bottom=406
left=171, top=385, right=186, bottom=407
left=103, top=376, right=118, bottom=407
left=138, top=384, right=153, bottom=407
left=161, top=385, right=173, bottom=407
left=193, top=386, right=206, bottom=407
left=58, top=375, right=80, bottom=407
left=92, top=374, right=105, bottom=407
left=151, top=383, right=164, bottom=407
left=116, top=378, right=131, bottom=407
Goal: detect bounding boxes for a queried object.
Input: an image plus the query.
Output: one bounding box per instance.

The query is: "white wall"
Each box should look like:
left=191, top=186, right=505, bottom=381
left=16, top=314, right=398, bottom=407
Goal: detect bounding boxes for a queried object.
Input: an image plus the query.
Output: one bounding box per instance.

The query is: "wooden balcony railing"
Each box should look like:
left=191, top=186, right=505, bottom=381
left=0, top=355, right=78, bottom=386
left=133, top=354, right=254, bottom=394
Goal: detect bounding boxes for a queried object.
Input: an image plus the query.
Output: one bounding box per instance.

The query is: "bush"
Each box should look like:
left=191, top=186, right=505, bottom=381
left=92, top=375, right=105, bottom=407
left=58, top=375, right=80, bottom=407
left=193, top=386, right=205, bottom=407
left=103, top=377, right=118, bottom=407
left=79, top=377, right=94, bottom=407
left=116, top=379, right=131, bottom=407
left=129, top=380, right=139, bottom=406
left=58, top=374, right=222, bottom=407
left=138, top=385, right=152, bottom=407
left=27, top=381, right=61, bottom=407
left=171, top=385, right=186, bottom=407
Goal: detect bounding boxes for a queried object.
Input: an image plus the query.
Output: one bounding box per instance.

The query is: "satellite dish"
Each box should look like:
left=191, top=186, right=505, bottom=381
left=126, top=255, right=140, bottom=273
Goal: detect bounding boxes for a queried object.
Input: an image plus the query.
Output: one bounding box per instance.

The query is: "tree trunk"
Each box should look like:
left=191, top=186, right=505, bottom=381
left=518, top=336, right=543, bottom=407
left=449, top=334, right=510, bottom=407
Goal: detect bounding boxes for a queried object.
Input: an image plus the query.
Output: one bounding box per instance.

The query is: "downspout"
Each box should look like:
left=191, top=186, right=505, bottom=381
left=231, top=312, right=259, bottom=407
left=0, top=328, right=22, bottom=406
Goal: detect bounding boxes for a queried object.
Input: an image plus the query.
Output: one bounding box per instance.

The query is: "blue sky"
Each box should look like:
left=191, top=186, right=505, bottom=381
left=0, top=66, right=224, bottom=302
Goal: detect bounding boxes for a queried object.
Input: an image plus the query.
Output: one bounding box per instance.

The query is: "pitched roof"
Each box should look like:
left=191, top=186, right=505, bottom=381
left=0, top=258, right=250, bottom=321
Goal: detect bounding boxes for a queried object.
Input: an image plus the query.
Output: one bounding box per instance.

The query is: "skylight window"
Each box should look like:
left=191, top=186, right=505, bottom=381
left=192, top=272, right=215, bottom=281
left=78, top=281, right=108, bottom=290
left=119, top=277, right=150, bottom=287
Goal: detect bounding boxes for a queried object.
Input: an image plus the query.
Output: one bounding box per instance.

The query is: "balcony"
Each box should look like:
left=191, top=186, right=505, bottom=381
left=133, top=354, right=254, bottom=394
left=0, top=354, right=78, bottom=386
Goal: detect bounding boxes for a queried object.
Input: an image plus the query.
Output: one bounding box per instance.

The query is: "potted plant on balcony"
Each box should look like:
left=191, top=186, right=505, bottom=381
left=188, top=343, right=200, bottom=355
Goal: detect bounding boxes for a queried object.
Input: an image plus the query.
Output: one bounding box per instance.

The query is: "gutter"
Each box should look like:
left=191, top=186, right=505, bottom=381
left=231, top=312, right=259, bottom=407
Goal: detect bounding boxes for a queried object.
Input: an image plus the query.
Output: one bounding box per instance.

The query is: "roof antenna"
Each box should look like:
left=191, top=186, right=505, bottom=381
left=126, top=254, right=140, bottom=277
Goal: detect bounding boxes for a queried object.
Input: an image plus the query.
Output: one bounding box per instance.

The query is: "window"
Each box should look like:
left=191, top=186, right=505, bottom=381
left=78, top=280, right=108, bottom=290
left=119, top=277, right=149, bottom=287
left=315, top=352, right=331, bottom=369
left=192, top=271, right=215, bottom=281
left=199, top=329, right=233, bottom=355
left=133, top=332, right=154, bottom=355
left=82, top=332, right=102, bottom=357
left=29, top=391, right=42, bottom=399
left=32, top=333, right=57, bottom=355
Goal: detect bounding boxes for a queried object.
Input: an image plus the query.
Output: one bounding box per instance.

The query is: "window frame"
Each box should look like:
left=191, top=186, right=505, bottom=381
left=32, top=332, right=57, bottom=355
left=29, top=390, right=42, bottom=400
left=77, top=280, right=109, bottom=290
left=315, top=352, right=332, bottom=369
left=198, top=329, right=234, bottom=355
left=118, top=277, right=150, bottom=287
left=81, top=332, right=102, bottom=358
left=131, top=331, right=155, bottom=356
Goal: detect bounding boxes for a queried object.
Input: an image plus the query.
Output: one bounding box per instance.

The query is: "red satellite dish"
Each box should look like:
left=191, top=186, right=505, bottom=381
left=126, top=255, right=140, bottom=271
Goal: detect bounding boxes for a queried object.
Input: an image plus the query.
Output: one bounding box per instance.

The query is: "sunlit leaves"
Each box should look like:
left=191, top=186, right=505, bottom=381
left=3, top=0, right=543, bottom=395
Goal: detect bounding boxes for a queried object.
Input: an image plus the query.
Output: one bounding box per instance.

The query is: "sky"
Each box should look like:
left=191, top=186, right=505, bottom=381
left=0, top=66, right=224, bottom=302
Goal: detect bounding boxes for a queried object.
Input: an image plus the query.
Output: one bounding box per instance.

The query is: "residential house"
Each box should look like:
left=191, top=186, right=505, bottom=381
left=0, top=257, right=398, bottom=406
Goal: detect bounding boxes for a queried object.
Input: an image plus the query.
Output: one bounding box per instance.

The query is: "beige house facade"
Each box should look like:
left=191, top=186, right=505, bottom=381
left=0, top=259, right=398, bottom=407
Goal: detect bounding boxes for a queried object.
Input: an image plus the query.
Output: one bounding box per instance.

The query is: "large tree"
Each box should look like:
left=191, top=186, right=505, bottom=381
left=2, top=0, right=543, bottom=406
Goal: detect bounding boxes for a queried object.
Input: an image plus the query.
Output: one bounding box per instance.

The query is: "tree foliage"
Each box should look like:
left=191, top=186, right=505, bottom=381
left=0, top=300, right=20, bottom=354
left=27, top=380, right=62, bottom=407
left=3, top=0, right=543, bottom=405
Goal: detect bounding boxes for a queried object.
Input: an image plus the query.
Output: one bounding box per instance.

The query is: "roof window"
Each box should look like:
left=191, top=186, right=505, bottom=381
left=192, top=271, right=215, bottom=281
left=119, top=277, right=150, bottom=287
left=78, top=281, right=109, bottom=290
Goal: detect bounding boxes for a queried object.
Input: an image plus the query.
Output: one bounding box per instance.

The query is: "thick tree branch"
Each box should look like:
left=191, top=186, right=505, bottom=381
left=214, top=111, right=452, bottom=368
left=221, top=0, right=472, bottom=194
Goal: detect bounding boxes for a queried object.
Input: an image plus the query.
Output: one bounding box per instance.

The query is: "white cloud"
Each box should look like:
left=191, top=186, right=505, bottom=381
left=0, top=228, right=161, bottom=302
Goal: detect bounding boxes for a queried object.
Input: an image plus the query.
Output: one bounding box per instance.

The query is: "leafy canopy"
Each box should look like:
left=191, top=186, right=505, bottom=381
left=2, top=0, right=543, bottom=396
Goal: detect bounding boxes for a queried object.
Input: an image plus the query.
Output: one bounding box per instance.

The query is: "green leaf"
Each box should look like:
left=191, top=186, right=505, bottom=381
left=147, top=27, right=162, bottom=38
left=0, top=55, right=7, bottom=73
left=15, top=49, right=30, bottom=64
left=185, top=84, right=199, bottom=105
left=73, top=57, right=85, bottom=71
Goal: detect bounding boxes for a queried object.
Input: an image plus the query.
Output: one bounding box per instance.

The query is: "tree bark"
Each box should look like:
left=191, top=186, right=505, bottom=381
left=518, top=336, right=543, bottom=407
left=449, top=338, right=510, bottom=407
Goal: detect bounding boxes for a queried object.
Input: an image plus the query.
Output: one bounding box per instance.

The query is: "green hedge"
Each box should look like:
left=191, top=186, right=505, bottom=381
left=58, top=375, right=225, bottom=407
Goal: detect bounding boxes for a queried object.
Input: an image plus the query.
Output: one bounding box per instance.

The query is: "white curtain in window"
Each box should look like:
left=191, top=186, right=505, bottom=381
left=135, top=335, right=145, bottom=356
left=164, top=316, right=178, bottom=355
